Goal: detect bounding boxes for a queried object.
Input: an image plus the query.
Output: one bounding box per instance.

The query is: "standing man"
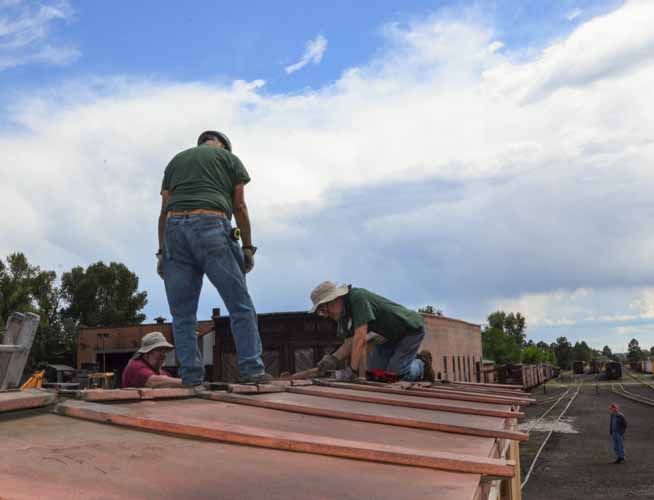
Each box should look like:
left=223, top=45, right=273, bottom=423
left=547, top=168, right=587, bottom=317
left=158, top=130, right=269, bottom=385
left=309, top=281, right=435, bottom=381
left=609, top=403, right=627, bottom=464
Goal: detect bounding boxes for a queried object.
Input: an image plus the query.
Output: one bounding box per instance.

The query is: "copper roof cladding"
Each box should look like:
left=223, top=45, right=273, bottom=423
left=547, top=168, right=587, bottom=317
left=1, top=378, right=529, bottom=500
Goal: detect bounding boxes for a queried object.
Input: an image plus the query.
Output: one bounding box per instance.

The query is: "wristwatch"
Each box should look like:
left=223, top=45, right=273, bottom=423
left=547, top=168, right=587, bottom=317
left=242, top=245, right=258, bottom=255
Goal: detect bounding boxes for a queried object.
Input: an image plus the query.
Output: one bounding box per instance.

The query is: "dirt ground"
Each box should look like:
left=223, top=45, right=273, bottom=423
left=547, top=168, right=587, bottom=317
left=519, top=372, right=654, bottom=499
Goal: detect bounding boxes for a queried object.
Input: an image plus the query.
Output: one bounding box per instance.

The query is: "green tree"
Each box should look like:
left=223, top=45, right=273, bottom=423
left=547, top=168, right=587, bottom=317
left=650, top=346, right=654, bottom=357
left=418, top=305, right=443, bottom=316
left=552, top=337, right=572, bottom=370
left=60, top=262, right=148, bottom=327
left=602, top=345, right=613, bottom=358
left=571, top=341, right=593, bottom=363
left=627, top=338, right=644, bottom=363
left=487, top=311, right=527, bottom=347
left=0, top=253, right=70, bottom=365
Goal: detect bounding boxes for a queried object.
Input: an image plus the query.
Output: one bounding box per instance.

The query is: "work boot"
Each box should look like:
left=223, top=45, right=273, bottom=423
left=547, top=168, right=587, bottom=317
left=239, top=372, right=276, bottom=384
left=417, top=350, right=435, bottom=382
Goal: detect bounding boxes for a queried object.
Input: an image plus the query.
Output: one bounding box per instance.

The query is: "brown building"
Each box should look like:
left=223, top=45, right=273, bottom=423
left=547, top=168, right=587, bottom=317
left=76, top=318, right=215, bottom=379
left=76, top=310, right=482, bottom=385
left=420, top=314, right=483, bottom=383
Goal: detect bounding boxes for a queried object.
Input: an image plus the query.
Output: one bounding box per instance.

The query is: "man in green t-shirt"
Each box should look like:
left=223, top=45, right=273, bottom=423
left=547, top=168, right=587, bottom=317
left=309, top=281, right=435, bottom=381
left=157, top=130, right=269, bottom=385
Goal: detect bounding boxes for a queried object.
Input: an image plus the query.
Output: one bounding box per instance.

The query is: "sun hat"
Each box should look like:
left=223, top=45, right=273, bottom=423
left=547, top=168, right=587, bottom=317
left=309, top=281, right=349, bottom=313
left=135, top=331, right=173, bottom=356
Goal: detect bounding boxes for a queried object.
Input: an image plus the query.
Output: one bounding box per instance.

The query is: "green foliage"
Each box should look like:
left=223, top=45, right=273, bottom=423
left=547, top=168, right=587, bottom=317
left=627, top=338, right=645, bottom=363
left=0, top=254, right=148, bottom=367
left=571, top=340, right=593, bottom=363
left=482, top=326, right=522, bottom=364
left=487, top=311, right=527, bottom=347
left=60, top=262, right=147, bottom=327
left=552, top=336, right=572, bottom=370
left=418, top=305, right=443, bottom=316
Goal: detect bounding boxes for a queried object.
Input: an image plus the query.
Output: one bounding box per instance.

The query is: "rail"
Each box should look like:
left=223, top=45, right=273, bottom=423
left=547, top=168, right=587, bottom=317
left=521, top=379, right=584, bottom=489
left=611, top=383, right=654, bottom=407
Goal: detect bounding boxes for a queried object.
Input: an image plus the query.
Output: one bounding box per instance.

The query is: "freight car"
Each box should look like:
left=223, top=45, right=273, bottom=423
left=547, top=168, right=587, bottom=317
left=572, top=360, right=585, bottom=374
left=605, top=361, right=622, bottom=380
left=495, top=363, right=555, bottom=389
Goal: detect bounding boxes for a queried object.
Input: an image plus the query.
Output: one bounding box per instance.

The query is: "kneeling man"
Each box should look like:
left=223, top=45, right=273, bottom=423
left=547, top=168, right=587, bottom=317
left=310, top=281, right=434, bottom=381
left=122, top=332, right=184, bottom=388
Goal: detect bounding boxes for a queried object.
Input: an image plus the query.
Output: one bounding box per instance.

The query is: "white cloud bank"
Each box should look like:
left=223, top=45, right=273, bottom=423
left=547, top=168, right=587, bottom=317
left=285, top=34, right=327, bottom=74
left=0, top=0, right=78, bottom=70
left=1, top=0, right=653, bottom=351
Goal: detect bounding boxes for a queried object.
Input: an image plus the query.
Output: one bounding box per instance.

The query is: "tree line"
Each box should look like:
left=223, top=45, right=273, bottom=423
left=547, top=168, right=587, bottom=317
left=0, top=253, right=147, bottom=367
left=480, top=310, right=652, bottom=369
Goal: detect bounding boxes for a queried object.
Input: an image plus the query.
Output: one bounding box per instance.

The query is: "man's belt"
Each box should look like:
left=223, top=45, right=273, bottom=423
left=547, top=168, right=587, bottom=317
left=167, top=209, right=226, bottom=218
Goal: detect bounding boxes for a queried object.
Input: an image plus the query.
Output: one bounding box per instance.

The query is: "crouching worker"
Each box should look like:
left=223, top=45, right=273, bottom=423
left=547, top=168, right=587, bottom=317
left=122, top=332, right=183, bottom=388
left=310, top=281, right=435, bottom=382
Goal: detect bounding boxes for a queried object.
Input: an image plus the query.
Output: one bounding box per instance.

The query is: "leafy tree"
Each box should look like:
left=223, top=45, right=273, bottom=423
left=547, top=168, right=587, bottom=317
left=552, top=336, right=572, bottom=370
left=627, top=338, right=645, bottom=363
left=650, top=346, right=654, bottom=357
left=602, top=345, right=613, bottom=358
left=571, top=341, right=593, bottom=363
left=418, top=305, right=443, bottom=316
left=487, top=311, right=527, bottom=347
left=60, top=262, right=147, bottom=327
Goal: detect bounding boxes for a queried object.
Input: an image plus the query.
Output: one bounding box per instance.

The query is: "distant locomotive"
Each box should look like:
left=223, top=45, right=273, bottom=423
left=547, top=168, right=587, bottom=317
left=572, top=360, right=585, bottom=374
left=605, top=361, right=622, bottom=380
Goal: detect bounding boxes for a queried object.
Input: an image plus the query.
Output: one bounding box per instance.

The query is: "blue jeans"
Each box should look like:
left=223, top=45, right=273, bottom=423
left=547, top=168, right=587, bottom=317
left=163, top=214, right=264, bottom=384
left=612, top=432, right=625, bottom=460
left=367, top=327, right=425, bottom=381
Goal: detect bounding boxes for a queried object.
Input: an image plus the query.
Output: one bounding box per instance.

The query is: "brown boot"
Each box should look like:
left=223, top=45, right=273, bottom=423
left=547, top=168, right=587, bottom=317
left=417, top=350, right=435, bottom=382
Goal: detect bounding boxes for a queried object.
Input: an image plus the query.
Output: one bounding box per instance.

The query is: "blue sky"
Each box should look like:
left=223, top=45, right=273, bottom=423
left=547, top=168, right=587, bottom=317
left=2, top=0, right=654, bottom=353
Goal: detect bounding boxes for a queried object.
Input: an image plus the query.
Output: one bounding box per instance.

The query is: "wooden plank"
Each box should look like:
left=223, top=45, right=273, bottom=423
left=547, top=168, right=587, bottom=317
left=416, top=383, right=530, bottom=398
left=0, top=389, right=56, bottom=413
left=138, top=387, right=196, bottom=399
left=424, top=381, right=529, bottom=395
left=1, top=313, right=39, bottom=391
left=206, top=392, right=528, bottom=441
left=318, top=381, right=532, bottom=406
left=55, top=399, right=515, bottom=477
left=406, top=386, right=535, bottom=405
left=287, top=386, right=524, bottom=419
left=78, top=389, right=141, bottom=401
left=0, top=313, right=24, bottom=388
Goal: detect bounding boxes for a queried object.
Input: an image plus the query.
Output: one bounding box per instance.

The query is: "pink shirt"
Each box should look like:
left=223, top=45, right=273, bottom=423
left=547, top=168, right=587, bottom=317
left=122, top=358, right=172, bottom=388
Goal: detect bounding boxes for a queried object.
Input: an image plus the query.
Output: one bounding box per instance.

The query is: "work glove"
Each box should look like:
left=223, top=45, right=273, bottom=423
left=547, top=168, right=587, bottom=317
left=317, top=354, right=340, bottom=376
left=243, top=247, right=255, bottom=273
left=156, top=253, right=164, bottom=279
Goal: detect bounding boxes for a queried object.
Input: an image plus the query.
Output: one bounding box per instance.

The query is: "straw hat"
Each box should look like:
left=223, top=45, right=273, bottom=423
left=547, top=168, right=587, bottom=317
left=309, top=281, right=349, bottom=313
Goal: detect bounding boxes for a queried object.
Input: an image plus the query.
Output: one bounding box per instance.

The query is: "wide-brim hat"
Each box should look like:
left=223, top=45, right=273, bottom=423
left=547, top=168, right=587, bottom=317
left=309, top=281, right=349, bottom=313
left=137, top=331, right=173, bottom=354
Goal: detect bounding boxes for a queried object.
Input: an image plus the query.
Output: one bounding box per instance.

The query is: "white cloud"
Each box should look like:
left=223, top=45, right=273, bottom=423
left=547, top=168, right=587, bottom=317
left=0, top=0, right=77, bottom=70
left=285, top=34, right=327, bottom=74
left=0, top=0, right=653, bottom=343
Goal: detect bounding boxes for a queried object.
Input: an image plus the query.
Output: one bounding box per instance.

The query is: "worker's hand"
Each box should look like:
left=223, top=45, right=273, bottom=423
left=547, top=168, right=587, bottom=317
left=156, top=253, right=164, bottom=279
left=243, top=247, right=255, bottom=273
left=317, top=354, right=340, bottom=376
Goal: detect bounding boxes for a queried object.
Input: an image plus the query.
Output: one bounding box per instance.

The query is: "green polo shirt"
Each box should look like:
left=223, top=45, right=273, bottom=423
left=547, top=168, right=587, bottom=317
left=161, top=145, right=250, bottom=218
left=343, top=288, right=424, bottom=342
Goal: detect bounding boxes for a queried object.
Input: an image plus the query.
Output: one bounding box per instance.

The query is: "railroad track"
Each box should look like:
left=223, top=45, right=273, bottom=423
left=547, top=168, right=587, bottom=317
left=611, top=383, right=654, bottom=407
left=625, top=369, right=654, bottom=391
left=521, top=379, right=584, bottom=489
